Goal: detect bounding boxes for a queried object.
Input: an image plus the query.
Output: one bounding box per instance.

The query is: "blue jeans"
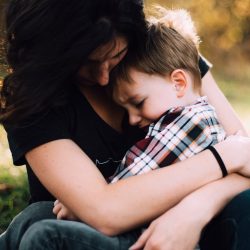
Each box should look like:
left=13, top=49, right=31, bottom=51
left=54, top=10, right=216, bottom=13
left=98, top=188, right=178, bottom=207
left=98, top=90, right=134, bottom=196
left=1, top=189, right=250, bottom=250
left=0, top=201, right=140, bottom=250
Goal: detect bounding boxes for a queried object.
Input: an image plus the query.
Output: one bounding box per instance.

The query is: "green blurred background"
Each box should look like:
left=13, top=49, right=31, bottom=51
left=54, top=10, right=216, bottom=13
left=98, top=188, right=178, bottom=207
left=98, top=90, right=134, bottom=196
left=0, top=0, right=250, bottom=233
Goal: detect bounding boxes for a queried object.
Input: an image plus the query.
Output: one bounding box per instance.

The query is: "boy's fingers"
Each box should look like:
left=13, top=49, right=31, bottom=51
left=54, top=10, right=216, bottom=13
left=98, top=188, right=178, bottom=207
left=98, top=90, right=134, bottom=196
left=54, top=199, right=59, bottom=206
left=52, top=203, right=61, bottom=215
left=129, top=228, right=151, bottom=250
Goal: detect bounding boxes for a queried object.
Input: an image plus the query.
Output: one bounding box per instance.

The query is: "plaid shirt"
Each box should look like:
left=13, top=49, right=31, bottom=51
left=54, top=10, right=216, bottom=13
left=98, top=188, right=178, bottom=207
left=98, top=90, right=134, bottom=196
left=111, top=96, right=226, bottom=183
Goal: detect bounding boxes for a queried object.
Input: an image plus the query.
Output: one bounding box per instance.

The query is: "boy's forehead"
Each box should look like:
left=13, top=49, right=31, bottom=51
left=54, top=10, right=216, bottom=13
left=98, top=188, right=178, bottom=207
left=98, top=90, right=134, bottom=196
left=115, top=82, right=140, bottom=103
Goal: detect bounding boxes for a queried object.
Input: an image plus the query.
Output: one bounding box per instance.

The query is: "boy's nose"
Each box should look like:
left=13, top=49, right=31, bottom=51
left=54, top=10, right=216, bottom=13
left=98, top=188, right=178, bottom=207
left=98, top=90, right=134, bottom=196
left=129, top=112, right=141, bottom=126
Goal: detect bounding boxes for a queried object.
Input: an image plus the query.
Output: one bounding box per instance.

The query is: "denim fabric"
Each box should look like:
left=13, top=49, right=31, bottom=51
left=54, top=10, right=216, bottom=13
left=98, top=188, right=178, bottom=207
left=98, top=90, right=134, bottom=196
left=19, top=219, right=140, bottom=250
left=1, top=189, right=250, bottom=250
left=0, top=201, right=140, bottom=250
left=0, top=201, right=56, bottom=250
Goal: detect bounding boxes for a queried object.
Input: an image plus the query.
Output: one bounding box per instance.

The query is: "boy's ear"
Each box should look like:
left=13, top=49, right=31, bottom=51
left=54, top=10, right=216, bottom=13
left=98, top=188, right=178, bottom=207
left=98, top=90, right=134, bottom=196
left=170, top=69, right=188, bottom=98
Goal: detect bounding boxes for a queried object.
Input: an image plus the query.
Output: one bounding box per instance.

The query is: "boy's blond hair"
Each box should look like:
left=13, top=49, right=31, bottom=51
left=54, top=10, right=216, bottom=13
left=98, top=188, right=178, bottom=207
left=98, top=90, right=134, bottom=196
left=112, top=7, right=202, bottom=92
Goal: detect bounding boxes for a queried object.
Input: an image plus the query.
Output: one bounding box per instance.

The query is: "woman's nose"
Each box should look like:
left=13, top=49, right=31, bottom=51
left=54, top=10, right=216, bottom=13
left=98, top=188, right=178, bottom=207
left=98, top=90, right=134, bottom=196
left=96, top=62, right=110, bottom=86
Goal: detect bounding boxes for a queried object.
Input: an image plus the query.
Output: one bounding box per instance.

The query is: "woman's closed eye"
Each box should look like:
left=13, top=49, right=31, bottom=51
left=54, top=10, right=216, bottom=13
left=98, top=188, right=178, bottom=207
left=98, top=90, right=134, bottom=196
left=112, top=47, right=128, bottom=59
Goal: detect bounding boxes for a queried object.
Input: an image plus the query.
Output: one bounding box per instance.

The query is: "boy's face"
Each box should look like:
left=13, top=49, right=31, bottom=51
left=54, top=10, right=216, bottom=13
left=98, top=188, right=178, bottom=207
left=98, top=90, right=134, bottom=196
left=114, top=69, right=181, bottom=127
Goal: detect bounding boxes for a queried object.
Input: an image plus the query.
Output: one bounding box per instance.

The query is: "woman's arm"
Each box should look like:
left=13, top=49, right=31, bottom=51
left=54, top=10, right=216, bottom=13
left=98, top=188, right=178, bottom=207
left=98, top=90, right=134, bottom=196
left=130, top=173, right=250, bottom=250
left=201, top=71, right=248, bottom=136
left=26, top=71, right=249, bottom=236
left=25, top=135, right=250, bottom=236
left=127, top=72, right=250, bottom=248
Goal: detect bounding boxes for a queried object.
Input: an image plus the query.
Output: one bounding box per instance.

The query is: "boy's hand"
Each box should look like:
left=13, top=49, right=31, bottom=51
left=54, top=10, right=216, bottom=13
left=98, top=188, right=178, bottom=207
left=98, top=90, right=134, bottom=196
left=53, top=199, right=79, bottom=221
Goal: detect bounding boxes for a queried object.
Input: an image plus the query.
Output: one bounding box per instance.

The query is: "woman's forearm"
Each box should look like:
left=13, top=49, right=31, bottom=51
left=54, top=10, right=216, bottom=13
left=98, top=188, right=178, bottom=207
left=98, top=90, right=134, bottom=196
left=77, top=142, right=246, bottom=235
left=178, top=174, right=250, bottom=229
left=92, top=138, right=249, bottom=235
left=97, top=150, right=222, bottom=234
left=128, top=174, right=250, bottom=250
left=27, top=138, right=249, bottom=236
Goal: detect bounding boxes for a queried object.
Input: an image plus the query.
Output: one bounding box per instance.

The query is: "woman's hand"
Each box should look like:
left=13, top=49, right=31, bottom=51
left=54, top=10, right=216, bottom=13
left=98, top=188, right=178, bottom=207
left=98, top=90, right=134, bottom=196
left=129, top=171, right=250, bottom=250
left=214, top=134, right=250, bottom=176
left=129, top=201, right=202, bottom=250
left=53, top=200, right=79, bottom=221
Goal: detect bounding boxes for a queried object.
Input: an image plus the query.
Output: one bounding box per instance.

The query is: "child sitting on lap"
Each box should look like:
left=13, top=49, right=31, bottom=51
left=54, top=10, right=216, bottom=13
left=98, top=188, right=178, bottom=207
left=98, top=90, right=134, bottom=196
left=110, top=7, right=226, bottom=182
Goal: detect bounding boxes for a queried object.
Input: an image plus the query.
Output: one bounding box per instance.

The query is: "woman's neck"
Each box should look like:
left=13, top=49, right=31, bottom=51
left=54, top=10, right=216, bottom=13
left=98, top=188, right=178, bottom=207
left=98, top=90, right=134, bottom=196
left=78, top=84, right=125, bottom=132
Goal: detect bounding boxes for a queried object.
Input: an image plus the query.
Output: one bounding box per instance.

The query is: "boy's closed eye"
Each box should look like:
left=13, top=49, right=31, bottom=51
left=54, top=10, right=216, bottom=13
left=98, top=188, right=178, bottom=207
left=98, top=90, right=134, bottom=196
left=132, top=99, right=145, bottom=109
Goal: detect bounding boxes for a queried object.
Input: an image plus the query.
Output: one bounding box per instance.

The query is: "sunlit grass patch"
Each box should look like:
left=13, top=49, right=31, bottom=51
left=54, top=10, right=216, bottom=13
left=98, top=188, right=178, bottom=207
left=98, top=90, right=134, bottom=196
left=0, top=126, right=29, bottom=234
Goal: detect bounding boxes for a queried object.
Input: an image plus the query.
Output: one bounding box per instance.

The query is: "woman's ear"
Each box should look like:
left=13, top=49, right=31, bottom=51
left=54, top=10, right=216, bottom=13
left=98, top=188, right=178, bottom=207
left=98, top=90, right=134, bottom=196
left=170, top=69, right=188, bottom=98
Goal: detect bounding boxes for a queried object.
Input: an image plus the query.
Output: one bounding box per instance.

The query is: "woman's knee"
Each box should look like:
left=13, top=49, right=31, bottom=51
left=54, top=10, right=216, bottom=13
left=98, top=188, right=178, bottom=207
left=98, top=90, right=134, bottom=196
left=19, top=219, right=138, bottom=250
left=22, top=201, right=56, bottom=219
left=19, top=220, right=63, bottom=250
left=8, top=201, right=56, bottom=235
left=19, top=219, right=110, bottom=250
left=0, top=201, right=56, bottom=250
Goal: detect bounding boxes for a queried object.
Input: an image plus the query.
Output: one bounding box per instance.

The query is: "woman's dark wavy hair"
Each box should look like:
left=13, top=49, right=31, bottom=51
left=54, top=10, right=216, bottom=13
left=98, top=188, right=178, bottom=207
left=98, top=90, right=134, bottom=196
left=0, top=0, right=146, bottom=125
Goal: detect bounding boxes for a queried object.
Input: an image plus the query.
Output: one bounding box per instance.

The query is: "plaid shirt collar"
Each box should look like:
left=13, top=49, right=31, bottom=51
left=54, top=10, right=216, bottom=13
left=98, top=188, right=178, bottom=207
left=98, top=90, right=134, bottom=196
left=147, top=96, right=208, bottom=137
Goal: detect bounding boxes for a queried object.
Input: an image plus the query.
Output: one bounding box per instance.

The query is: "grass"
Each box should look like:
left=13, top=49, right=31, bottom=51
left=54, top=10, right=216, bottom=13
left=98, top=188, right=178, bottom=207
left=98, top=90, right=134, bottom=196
left=0, top=71, right=249, bottom=234
left=0, top=126, right=29, bottom=234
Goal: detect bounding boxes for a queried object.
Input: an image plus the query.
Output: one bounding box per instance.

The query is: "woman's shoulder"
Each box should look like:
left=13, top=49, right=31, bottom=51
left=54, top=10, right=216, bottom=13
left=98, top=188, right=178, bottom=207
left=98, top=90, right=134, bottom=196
left=3, top=86, right=93, bottom=165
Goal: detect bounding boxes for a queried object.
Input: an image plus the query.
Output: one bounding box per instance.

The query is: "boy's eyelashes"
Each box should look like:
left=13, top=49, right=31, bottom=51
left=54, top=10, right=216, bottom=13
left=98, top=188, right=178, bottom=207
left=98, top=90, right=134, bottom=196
left=132, top=99, right=145, bottom=108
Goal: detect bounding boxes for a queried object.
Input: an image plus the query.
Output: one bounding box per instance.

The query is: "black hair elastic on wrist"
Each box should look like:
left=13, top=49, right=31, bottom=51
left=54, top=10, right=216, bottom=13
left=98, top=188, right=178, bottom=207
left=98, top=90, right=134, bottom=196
left=207, top=145, right=228, bottom=177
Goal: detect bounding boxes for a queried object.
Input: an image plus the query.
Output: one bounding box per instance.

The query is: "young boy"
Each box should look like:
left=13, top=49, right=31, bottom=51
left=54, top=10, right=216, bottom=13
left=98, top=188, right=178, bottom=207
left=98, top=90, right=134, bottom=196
left=110, top=8, right=226, bottom=183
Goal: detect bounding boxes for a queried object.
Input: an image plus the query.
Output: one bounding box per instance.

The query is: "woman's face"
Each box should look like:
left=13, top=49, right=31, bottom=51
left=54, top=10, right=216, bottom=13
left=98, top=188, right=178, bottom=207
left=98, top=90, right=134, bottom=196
left=77, top=36, right=128, bottom=86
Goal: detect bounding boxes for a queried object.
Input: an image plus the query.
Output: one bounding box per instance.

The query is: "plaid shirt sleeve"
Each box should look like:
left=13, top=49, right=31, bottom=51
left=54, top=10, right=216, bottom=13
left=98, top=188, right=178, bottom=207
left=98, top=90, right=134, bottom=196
left=110, top=102, right=225, bottom=183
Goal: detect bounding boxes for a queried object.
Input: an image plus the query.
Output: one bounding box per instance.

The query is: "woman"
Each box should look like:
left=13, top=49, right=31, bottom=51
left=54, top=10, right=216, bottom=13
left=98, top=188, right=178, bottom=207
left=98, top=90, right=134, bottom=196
left=1, top=0, right=250, bottom=249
